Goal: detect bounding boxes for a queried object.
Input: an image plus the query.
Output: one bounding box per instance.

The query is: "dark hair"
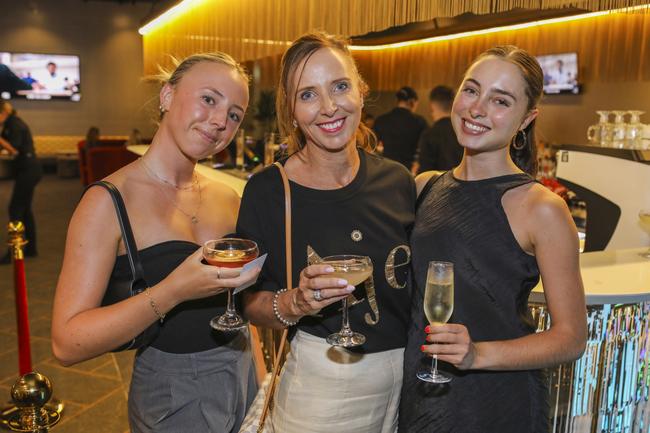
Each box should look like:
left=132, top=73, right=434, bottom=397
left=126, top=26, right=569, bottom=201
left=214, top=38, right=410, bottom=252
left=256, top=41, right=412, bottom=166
left=429, top=85, right=454, bottom=112
left=0, top=100, right=15, bottom=116
left=396, top=86, right=418, bottom=102
left=471, top=45, right=543, bottom=176
left=276, top=31, right=375, bottom=154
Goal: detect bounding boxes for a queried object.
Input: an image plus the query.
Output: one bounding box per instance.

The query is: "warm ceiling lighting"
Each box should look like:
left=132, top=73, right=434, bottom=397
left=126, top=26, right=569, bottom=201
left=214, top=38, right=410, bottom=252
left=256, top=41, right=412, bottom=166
left=139, top=0, right=209, bottom=36
left=349, top=4, right=650, bottom=51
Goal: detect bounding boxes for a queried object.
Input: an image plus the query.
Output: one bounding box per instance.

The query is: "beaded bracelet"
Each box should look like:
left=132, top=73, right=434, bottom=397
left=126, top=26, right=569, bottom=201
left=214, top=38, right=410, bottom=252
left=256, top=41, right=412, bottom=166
left=144, top=288, right=166, bottom=323
left=273, top=288, right=298, bottom=327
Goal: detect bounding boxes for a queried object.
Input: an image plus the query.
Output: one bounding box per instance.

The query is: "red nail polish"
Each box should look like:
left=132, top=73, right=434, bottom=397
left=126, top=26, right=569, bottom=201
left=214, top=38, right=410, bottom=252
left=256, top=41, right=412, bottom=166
left=420, top=345, right=426, bottom=352
left=424, top=325, right=430, bottom=333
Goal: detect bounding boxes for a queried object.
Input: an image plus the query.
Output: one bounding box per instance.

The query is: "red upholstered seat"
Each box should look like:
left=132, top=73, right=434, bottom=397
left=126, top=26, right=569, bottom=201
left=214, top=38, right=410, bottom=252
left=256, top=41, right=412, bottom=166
left=77, top=139, right=136, bottom=185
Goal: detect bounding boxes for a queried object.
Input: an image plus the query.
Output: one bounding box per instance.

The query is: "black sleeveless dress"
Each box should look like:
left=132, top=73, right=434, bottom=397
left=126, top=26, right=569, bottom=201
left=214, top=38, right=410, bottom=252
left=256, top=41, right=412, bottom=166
left=399, top=171, right=549, bottom=433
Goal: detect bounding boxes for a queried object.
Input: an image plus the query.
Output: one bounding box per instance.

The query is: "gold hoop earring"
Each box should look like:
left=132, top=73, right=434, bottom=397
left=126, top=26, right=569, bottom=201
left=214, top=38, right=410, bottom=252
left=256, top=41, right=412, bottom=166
left=292, top=119, right=298, bottom=129
left=512, top=130, right=527, bottom=150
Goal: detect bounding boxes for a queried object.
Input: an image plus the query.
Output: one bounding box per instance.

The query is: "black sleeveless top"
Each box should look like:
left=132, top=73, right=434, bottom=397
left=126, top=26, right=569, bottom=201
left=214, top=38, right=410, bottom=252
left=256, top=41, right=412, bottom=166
left=399, top=171, right=549, bottom=433
left=110, top=240, right=236, bottom=354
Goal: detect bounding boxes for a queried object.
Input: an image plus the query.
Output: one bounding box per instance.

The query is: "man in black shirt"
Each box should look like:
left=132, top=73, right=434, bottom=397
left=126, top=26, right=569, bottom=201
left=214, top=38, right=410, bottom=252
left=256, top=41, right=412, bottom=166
left=0, top=101, right=42, bottom=263
left=373, top=86, right=428, bottom=169
left=415, top=85, right=463, bottom=174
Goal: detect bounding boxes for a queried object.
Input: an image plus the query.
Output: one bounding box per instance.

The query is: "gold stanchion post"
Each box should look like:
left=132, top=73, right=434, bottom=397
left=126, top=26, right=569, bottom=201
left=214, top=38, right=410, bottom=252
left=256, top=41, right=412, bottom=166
left=1, top=222, right=63, bottom=432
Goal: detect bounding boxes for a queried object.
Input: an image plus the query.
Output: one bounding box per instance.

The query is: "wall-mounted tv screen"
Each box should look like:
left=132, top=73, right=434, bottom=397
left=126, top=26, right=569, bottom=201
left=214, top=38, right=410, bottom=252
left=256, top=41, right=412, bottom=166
left=536, top=52, right=580, bottom=95
left=0, top=52, right=81, bottom=101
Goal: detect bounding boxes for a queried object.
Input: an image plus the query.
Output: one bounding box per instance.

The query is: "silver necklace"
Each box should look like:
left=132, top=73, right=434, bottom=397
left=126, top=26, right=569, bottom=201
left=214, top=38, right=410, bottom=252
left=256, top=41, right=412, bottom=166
left=139, top=157, right=198, bottom=190
left=140, top=158, right=202, bottom=224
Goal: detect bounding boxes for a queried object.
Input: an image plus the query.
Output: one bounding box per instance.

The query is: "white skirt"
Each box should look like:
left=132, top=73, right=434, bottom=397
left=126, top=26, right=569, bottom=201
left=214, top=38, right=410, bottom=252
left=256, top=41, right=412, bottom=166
left=271, top=330, right=404, bottom=433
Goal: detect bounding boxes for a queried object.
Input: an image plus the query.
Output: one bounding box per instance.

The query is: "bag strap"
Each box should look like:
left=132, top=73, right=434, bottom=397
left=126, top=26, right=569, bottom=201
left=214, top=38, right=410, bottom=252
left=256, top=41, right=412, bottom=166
left=84, top=181, right=146, bottom=287
left=257, top=162, right=292, bottom=431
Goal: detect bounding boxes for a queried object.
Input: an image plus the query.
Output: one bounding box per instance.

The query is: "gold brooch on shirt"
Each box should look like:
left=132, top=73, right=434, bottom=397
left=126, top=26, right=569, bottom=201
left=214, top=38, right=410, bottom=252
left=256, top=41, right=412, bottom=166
left=351, top=230, right=363, bottom=242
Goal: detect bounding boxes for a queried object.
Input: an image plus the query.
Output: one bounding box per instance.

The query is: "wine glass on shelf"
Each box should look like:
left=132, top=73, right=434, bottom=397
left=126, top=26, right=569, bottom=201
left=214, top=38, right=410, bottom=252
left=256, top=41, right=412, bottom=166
left=639, top=210, right=650, bottom=259
left=417, top=261, right=454, bottom=384
left=203, top=238, right=259, bottom=331
left=319, top=255, right=373, bottom=348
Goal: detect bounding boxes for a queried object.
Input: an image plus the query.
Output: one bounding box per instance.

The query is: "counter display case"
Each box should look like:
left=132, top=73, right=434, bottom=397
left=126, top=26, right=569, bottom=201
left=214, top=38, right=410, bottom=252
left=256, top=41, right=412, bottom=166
left=531, top=248, right=650, bottom=432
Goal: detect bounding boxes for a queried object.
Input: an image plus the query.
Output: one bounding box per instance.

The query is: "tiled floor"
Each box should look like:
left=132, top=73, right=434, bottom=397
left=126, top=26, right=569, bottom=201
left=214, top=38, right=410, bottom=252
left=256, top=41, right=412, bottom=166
left=0, top=173, right=132, bottom=433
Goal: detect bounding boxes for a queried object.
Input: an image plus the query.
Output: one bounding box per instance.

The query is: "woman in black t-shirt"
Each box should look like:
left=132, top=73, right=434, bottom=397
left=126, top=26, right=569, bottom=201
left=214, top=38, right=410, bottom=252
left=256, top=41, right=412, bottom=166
left=237, top=32, right=415, bottom=433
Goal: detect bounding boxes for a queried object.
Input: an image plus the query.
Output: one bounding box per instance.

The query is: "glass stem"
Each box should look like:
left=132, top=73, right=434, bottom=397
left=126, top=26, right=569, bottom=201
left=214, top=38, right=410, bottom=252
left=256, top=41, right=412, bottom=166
left=431, top=354, right=438, bottom=376
left=340, top=297, right=352, bottom=336
left=225, top=289, right=237, bottom=317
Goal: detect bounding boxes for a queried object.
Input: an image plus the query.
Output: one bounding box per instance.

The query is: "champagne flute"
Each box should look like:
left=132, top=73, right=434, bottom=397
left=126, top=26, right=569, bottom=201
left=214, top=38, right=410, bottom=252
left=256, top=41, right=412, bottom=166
left=639, top=210, right=650, bottom=258
left=319, top=255, right=373, bottom=347
left=417, top=261, right=454, bottom=384
left=204, top=238, right=259, bottom=331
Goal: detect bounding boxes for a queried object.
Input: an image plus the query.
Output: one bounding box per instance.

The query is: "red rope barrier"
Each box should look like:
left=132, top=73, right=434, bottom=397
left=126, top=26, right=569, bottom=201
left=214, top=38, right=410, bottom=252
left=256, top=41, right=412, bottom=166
left=13, top=254, right=32, bottom=375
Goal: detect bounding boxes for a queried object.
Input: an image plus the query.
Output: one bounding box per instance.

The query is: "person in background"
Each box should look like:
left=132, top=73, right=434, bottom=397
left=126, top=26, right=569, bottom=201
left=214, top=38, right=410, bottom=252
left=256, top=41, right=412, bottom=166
left=237, top=31, right=415, bottom=433
left=361, top=111, right=375, bottom=129
left=128, top=128, right=143, bottom=146
left=373, top=85, right=427, bottom=168
left=400, top=45, right=586, bottom=433
left=413, top=85, right=463, bottom=174
left=0, top=101, right=41, bottom=264
left=51, top=52, right=261, bottom=433
left=85, top=126, right=101, bottom=149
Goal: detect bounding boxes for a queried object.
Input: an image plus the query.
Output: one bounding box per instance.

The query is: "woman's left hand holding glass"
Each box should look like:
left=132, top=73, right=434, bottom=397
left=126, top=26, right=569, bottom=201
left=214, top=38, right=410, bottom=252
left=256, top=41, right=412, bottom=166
left=422, top=323, right=477, bottom=370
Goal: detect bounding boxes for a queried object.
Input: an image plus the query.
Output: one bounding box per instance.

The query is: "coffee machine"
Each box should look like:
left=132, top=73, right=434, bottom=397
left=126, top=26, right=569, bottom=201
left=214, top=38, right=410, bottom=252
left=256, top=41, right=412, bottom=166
left=555, top=145, right=650, bottom=251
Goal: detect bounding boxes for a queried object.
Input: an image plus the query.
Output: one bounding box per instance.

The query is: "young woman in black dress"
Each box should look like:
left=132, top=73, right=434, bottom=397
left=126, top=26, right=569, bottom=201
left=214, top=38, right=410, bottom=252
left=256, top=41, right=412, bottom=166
left=400, top=46, right=587, bottom=433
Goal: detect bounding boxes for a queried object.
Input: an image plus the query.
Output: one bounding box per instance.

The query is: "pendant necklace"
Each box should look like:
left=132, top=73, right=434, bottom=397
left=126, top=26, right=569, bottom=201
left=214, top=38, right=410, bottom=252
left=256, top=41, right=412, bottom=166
left=140, top=158, right=202, bottom=224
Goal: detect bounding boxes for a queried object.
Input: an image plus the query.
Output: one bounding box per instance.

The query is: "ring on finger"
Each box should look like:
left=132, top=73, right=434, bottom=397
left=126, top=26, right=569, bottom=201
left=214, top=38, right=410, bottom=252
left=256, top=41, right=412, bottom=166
left=313, top=289, right=323, bottom=302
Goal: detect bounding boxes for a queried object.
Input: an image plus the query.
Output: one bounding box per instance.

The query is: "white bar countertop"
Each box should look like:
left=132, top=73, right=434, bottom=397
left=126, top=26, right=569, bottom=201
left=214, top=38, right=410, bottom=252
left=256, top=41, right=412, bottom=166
left=129, top=145, right=650, bottom=306
left=531, top=247, right=650, bottom=305
left=128, top=145, right=247, bottom=196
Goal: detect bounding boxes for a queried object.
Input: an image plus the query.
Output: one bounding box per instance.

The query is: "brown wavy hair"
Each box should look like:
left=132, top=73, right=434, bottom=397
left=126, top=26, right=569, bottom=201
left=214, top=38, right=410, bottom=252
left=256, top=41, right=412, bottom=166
left=276, top=31, right=376, bottom=154
left=470, top=45, right=543, bottom=176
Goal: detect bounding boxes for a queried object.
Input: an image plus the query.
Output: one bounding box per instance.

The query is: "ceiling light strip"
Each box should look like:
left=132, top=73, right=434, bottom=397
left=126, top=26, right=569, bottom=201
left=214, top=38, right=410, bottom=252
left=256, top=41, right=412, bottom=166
left=139, top=0, right=208, bottom=36
left=348, top=4, right=650, bottom=51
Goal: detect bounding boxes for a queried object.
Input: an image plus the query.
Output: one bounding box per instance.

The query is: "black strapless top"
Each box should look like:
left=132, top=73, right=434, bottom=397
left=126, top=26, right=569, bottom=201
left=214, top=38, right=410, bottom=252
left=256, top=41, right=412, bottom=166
left=110, top=240, right=236, bottom=354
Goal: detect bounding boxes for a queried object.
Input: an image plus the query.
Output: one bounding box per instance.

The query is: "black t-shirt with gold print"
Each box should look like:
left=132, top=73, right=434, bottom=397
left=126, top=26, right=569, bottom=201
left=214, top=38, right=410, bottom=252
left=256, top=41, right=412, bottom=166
left=237, top=149, right=416, bottom=353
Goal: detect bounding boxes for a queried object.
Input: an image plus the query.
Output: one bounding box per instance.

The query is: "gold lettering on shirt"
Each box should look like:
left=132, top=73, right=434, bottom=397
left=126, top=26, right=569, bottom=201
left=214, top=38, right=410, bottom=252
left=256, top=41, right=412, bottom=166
left=385, top=245, right=411, bottom=289
left=364, top=275, right=379, bottom=325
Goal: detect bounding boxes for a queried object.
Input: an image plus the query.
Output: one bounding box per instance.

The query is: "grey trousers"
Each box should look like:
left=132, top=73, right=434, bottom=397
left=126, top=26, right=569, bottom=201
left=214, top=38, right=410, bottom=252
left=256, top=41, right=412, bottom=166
left=128, top=334, right=257, bottom=433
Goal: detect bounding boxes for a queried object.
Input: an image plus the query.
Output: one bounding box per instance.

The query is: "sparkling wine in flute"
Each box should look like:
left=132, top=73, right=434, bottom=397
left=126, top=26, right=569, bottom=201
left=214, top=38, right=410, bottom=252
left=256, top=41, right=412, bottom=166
left=639, top=210, right=650, bottom=224
left=639, top=210, right=650, bottom=259
left=417, top=261, right=454, bottom=384
left=424, top=281, right=454, bottom=324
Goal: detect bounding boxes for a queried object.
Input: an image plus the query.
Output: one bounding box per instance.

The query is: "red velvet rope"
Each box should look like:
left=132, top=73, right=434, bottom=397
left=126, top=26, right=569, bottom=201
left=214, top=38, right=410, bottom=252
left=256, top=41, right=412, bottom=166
left=13, top=257, right=32, bottom=375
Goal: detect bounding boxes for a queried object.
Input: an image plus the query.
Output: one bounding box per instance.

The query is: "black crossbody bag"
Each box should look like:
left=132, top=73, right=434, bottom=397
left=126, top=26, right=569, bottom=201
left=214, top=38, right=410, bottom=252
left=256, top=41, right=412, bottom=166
left=84, top=181, right=160, bottom=351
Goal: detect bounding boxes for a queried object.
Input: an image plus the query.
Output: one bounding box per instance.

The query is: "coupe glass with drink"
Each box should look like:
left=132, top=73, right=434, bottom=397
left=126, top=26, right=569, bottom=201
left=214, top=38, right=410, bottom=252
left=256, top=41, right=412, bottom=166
left=417, top=261, right=454, bottom=384
left=319, top=255, right=373, bottom=347
left=639, top=209, right=650, bottom=259
left=203, top=238, right=259, bottom=331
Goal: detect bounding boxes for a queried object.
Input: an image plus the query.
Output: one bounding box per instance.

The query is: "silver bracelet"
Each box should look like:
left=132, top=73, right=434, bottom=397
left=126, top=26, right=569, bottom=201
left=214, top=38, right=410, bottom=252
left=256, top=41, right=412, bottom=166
left=273, top=288, right=298, bottom=327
